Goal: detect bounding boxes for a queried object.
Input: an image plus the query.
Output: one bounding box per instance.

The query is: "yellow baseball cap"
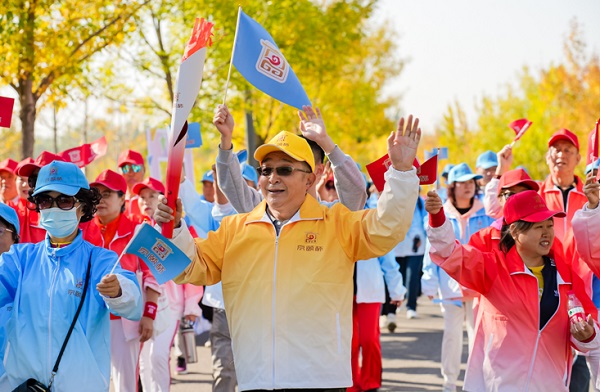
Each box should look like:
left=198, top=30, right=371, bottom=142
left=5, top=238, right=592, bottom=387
left=254, top=131, right=315, bottom=172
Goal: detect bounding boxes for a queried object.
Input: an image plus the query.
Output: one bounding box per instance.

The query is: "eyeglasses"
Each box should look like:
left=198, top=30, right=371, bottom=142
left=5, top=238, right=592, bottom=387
left=34, top=194, right=78, bottom=210
left=256, top=166, right=311, bottom=177
left=120, top=164, right=143, bottom=174
left=500, top=191, right=516, bottom=201
left=0, top=227, right=13, bottom=236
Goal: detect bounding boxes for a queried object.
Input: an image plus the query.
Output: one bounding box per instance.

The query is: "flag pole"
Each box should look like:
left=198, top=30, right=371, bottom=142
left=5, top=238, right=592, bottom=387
left=223, top=6, right=242, bottom=105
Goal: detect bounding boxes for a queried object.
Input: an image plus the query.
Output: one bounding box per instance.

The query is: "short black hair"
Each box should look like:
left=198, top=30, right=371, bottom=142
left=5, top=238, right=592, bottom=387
left=299, top=136, right=325, bottom=165
left=0, top=216, right=19, bottom=244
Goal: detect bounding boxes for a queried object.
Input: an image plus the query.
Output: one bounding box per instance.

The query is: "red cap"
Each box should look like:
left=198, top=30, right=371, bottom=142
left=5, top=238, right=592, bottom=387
left=503, top=190, right=566, bottom=225
left=90, top=169, right=127, bottom=193
left=0, top=158, right=19, bottom=174
left=117, top=149, right=145, bottom=167
left=132, top=177, right=165, bottom=196
left=498, top=168, right=539, bottom=193
left=548, top=128, right=579, bottom=150
left=15, top=157, right=34, bottom=176
left=16, top=151, right=65, bottom=177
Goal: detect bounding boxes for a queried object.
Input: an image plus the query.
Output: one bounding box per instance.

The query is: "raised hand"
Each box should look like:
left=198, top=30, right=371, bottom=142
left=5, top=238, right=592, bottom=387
left=425, top=190, right=443, bottom=215
left=298, top=106, right=335, bottom=153
left=388, top=115, right=421, bottom=171
left=496, top=145, right=513, bottom=176
left=213, top=104, right=235, bottom=150
left=583, top=172, right=600, bottom=209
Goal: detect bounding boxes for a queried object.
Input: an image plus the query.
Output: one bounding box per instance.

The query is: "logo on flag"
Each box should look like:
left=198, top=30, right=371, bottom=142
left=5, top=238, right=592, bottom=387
left=232, top=9, right=311, bottom=109
left=152, top=239, right=173, bottom=261
left=256, top=40, right=289, bottom=83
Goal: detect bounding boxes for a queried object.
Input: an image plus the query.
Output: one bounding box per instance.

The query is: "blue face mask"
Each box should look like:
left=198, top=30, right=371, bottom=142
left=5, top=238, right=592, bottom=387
left=39, top=206, right=81, bottom=239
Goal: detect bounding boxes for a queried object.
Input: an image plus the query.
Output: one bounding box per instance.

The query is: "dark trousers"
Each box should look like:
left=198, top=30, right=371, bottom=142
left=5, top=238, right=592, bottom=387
left=397, top=255, right=424, bottom=311
left=569, top=355, right=590, bottom=392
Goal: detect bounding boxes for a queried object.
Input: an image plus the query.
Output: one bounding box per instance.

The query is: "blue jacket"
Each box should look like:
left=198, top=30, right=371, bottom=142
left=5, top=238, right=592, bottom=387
left=0, top=232, right=142, bottom=391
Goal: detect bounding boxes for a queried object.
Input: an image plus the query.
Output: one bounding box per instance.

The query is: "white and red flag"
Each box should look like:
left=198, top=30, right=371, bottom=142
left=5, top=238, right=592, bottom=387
left=163, top=18, right=214, bottom=238
left=586, top=119, right=599, bottom=165
left=509, top=118, right=532, bottom=144
left=59, top=136, right=107, bottom=168
left=366, top=153, right=434, bottom=193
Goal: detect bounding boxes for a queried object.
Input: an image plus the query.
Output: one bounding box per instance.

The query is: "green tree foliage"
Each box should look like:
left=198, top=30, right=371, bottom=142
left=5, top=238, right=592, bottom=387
left=435, top=21, right=600, bottom=180
left=0, top=0, right=149, bottom=158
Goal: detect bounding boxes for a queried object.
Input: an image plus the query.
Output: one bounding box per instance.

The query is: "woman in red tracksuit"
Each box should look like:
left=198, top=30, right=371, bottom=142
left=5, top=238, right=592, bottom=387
left=90, top=169, right=161, bottom=392
left=425, top=189, right=599, bottom=392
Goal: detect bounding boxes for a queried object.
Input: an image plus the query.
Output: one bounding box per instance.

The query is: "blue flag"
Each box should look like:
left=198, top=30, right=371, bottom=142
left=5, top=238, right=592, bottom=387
left=233, top=9, right=311, bottom=109
left=185, top=122, right=202, bottom=149
left=124, top=223, right=191, bottom=284
left=438, top=147, right=449, bottom=160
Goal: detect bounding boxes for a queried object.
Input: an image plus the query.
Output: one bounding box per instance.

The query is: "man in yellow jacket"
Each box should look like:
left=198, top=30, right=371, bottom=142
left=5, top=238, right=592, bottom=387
left=155, top=115, right=421, bottom=392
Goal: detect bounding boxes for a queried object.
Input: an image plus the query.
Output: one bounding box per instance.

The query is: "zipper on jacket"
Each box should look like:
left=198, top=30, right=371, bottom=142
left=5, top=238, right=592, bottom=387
left=271, top=232, right=280, bottom=388
left=47, top=255, right=60, bottom=379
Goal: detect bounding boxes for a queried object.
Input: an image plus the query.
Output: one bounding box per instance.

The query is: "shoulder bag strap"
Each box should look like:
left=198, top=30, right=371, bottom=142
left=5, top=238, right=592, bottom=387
left=48, top=251, right=93, bottom=387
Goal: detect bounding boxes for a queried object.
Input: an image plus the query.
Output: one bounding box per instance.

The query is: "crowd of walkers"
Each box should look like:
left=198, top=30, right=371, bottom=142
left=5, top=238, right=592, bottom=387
left=0, top=104, right=599, bottom=392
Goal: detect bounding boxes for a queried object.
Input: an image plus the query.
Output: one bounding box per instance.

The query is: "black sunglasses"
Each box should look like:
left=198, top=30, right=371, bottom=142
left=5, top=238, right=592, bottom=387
left=256, top=166, right=311, bottom=177
left=34, top=194, right=78, bottom=210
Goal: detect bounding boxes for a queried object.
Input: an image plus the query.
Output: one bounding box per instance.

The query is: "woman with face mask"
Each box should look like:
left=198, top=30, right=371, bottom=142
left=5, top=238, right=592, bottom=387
left=0, top=161, right=142, bottom=391
left=425, top=189, right=599, bottom=391
left=90, top=169, right=161, bottom=392
left=134, top=177, right=203, bottom=391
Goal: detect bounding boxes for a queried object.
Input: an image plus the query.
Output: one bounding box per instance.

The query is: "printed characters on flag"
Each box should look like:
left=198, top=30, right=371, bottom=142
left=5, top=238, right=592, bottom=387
left=0, top=96, right=15, bottom=128
left=124, top=223, right=191, bottom=284
left=231, top=9, right=310, bottom=109
left=586, top=118, right=600, bottom=165
left=59, top=136, right=108, bottom=168
left=366, top=153, right=428, bottom=192
left=417, top=154, right=438, bottom=185
left=163, top=18, right=213, bottom=238
left=509, top=118, right=532, bottom=142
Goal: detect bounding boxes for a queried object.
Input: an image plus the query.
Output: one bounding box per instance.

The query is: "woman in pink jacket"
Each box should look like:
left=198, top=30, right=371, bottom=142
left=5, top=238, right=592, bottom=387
left=426, top=189, right=599, bottom=392
left=134, top=177, right=203, bottom=391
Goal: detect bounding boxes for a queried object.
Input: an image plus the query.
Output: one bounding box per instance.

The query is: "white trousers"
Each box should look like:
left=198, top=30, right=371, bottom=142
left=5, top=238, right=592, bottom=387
left=139, top=317, right=179, bottom=392
left=440, top=300, right=475, bottom=389
left=110, top=319, right=141, bottom=392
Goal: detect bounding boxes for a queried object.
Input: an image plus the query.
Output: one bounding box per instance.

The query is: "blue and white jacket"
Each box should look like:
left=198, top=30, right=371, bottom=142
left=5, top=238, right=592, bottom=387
left=0, top=232, right=141, bottom=391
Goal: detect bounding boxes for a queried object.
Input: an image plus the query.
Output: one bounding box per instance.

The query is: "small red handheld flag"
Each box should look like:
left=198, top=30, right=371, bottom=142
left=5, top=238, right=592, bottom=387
left=509, top=118, right=532, bottom=142
left=366, top=154, right=432, bottom=192
left=586, top=119, right=600, bottom=165
left=0, top=96, right=15, bottom=128
left=59, top=136, right=108, bottom=168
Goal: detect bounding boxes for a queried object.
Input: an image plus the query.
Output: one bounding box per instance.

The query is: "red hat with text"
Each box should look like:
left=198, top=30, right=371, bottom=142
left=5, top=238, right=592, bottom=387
left=132, top=177, right=165, bottom=196
left=548, top=128, right=579, bottom=150
left=503, top=190, right=566, bottom=225
left=90, top=169, right=127, bottom=193
left=117, top=149, right=145, bottom=167
left=16, top=151, right=65, bottom=177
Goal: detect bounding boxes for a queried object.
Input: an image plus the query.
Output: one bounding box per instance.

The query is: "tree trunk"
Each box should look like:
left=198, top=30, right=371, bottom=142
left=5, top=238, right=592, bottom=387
left=19, top=78, right=37, bottom=159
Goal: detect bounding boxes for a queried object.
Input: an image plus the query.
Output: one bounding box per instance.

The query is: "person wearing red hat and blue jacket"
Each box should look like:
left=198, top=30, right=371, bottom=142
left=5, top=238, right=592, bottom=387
left=90, top=169, right=160, bottom=392
left=425, top=189, right=599, bottom=392
left=0, top=160, right=142, bottom=391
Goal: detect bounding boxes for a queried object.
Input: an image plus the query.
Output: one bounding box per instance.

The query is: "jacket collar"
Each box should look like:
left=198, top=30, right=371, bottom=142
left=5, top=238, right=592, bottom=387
left=443, top=197, right=485, bottom=220
left=506, top=246, right=570, bottom=284
left=44, top=230, right=85, bottom=258
left=246, top=194, right=325, bottom=224
left=541, top=174, right=585, bottom=195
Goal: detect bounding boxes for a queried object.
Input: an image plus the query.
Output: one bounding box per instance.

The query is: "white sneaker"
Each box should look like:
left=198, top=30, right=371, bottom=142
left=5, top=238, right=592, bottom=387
left=386, top=313, right=397, bottom=333
left=379, top=315, right=387, bottom=329
left=407, top=309, right=418, bottom=319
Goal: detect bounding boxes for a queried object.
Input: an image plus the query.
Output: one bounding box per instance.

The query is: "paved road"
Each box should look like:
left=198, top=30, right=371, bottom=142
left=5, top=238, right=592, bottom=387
left=168, top=299, right=468, bottom=391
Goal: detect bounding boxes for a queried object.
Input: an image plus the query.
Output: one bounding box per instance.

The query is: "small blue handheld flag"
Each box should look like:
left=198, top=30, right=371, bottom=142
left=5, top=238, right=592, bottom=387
left=124, top=223, right=192, bottom=284
left=232, top=9, right=311, bottom=109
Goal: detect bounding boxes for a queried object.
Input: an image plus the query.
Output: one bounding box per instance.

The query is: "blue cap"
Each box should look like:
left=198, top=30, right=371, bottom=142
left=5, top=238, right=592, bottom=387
left=0, top=203, right=19, bottom=234
left=241, top=163, right=258, bottom=186
left=201, top=170, right=214, bottom=183
left=476, top=150, right=498, bottom=170
left=33, top=161, right=89, bottom=196
left=448, top=163, right=483, bottom=184
left=441, top=164, right=455, bottom=178
left=585, top=159, right=600, bottom=175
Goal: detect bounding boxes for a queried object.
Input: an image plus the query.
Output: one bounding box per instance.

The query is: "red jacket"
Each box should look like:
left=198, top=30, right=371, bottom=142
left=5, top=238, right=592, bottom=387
left=538, top=175, right=587, bottom=243
left=429, top=220, right=599, bottom=392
